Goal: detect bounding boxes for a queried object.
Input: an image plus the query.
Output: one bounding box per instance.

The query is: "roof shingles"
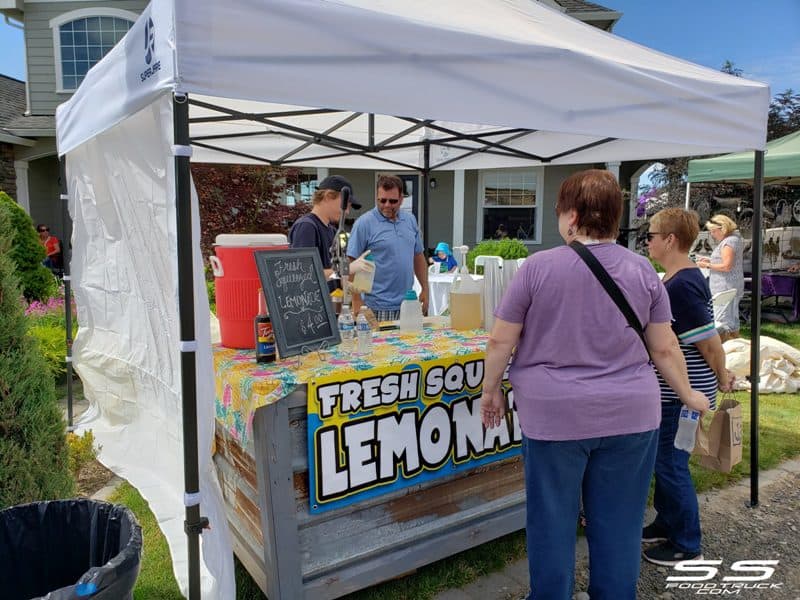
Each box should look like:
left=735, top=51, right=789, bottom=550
left=0, top=75, right=26, bottom=129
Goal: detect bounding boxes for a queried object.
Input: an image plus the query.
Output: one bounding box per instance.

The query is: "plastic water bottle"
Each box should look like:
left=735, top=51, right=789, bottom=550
left=399, top=290, right=423, bottom=332
left=338, top=305, right=355, bottom=352
left=674, top=405, right=701, bottom=452
left=356, top=313, right=372, bottom=355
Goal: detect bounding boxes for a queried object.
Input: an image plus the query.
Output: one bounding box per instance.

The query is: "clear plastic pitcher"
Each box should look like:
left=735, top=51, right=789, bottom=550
left=351, top=252, right=376, bottom=293
left=449, top=271, right=483, bottom=330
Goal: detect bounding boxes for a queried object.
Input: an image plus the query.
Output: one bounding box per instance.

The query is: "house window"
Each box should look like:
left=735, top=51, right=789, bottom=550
left=51, top=9, right=137, bottom=93
left=284, top=172, right=318, bottom=206
left=481, top=169, right=540, bottom=241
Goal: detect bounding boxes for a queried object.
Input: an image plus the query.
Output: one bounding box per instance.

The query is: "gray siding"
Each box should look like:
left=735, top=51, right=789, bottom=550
left=535, top=165, right=592, bottom=253
left=27, top=154, right=64, bottom=240
left=25, top=1, right=147, bottom=115
left=463, top=170, right=479, bottom=245
left=425, top=171, right=454, bottom=253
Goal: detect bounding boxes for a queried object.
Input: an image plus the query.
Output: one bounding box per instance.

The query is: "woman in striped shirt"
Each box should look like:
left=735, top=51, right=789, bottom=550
left=643, top=208, right=733, bottom=566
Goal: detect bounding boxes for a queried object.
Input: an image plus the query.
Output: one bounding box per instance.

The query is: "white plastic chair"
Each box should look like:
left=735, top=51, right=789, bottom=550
left=711, top=288, right=738, bottom=330
left=474, top=255, right=503, bottom=274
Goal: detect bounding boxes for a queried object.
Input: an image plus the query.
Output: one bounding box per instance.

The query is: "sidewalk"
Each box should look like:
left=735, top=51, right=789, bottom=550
left=434, top=459, right=800, bottom=600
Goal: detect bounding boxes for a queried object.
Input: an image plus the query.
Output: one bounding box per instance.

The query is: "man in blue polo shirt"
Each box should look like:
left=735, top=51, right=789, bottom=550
left=347, top=174, right=429, bottom=321
left=288, top=175, right=361, bottom=287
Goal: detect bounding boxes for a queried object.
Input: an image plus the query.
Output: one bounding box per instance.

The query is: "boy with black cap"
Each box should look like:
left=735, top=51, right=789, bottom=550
left=288, top=175, right=362, bottom=285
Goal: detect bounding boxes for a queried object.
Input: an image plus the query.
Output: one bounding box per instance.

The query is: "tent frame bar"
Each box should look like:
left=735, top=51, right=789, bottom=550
left=181, top=99, right=627, bottom=173
left=59, top=158, right=75, bottom=430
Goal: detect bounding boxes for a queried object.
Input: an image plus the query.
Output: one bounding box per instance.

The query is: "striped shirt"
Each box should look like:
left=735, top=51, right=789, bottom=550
left=656, top=268, right=718, bottom=410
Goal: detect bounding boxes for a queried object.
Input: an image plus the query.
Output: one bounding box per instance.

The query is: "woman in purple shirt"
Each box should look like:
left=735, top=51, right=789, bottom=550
left=481, top=170, right=709, bottom=600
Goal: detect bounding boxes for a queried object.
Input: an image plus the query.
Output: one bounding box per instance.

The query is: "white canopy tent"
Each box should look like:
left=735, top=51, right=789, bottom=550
left=56, top=0, right=770, bottom=597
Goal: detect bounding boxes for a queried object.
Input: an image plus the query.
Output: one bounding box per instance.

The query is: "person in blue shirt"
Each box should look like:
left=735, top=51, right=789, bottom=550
left=428, top=242, right=458, bottom=272
left=347, top=175, right=429, bottom=321
left=643, top=208, right=733, bottom=567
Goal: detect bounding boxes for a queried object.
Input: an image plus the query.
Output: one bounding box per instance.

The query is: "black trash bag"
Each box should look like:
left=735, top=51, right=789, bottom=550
left=0, top=499, right=142, bottom=600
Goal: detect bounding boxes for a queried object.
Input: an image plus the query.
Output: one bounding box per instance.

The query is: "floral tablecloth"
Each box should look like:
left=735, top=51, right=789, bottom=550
left=214, top=328, right=488, bottom=445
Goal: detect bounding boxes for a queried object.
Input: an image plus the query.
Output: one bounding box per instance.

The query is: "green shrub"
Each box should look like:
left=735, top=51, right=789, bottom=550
left=0, top=191, right=58, bottom=301
left=0, top=209, right=74, bottom=508
left=467, top=238, right=529, bottom=273
left=648, top=256, right=665, bottom=273
left=207, top=279, right=216, bottom=313
left=67, top=430, right=101, bottom=477
left=24, top=288, right=77, bottom=380
left=28, top=322, right=70, bottom=380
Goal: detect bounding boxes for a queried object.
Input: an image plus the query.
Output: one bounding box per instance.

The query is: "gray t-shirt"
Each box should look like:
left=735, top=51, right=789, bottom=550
left=709, top=233, right=744, bottom=296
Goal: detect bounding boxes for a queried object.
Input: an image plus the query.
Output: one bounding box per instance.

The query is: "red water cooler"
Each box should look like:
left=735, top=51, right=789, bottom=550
left=209, top=234, right=288, bottom=349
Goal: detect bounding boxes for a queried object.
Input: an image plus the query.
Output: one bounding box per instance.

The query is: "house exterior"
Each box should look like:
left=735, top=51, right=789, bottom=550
left=0, top=0, right=647, bottom=251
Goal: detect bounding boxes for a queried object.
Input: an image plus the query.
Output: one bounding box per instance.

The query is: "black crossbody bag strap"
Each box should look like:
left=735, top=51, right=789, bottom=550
left=569, top=240, right=651, bottom=360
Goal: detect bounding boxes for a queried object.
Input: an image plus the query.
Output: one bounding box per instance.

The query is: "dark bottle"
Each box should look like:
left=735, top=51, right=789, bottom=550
left=254, top=291, right=276, bottom=363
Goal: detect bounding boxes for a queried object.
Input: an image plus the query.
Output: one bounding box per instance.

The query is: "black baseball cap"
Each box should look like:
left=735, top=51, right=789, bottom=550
left=317, top=175, right=361, bottom=209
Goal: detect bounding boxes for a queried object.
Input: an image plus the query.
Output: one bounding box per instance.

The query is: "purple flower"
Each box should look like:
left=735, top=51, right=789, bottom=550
left=636, top=187, right=660, bottom=218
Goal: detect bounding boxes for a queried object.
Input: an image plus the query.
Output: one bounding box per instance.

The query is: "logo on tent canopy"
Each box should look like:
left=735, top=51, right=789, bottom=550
left=145, top=17, right=155, bottom=65
left=140, top=16, right=161, bottom=83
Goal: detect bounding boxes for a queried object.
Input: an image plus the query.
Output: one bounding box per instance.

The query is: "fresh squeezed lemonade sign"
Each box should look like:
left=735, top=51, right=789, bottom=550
left=307, top=354, right=520, bottom=513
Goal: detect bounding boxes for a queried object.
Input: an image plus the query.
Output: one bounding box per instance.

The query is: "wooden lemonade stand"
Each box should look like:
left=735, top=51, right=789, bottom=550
left=212, top=249, right=524, bottom=599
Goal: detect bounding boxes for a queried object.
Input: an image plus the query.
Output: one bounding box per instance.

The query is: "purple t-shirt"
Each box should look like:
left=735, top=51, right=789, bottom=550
left=495, top=243, right=671, bottom=441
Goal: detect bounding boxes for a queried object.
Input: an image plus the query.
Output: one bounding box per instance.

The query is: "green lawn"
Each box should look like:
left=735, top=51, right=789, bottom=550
left=108, top=483, right=184, bottom=600
left=112, top=324, right=800, bottom=600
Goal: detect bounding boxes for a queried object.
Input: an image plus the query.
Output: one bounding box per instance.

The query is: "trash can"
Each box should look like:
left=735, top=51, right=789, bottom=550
left=0, top=499, right=142, bottom=600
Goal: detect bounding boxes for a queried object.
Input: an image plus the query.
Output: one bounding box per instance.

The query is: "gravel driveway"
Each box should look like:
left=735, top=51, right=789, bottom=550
left=438, top=459, right=800, bottom=600
left=634, top=462, right=800, bottom=599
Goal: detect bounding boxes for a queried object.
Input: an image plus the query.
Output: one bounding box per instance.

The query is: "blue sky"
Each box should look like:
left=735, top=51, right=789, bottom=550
left=0, top=0, right=798, bottom=93
left=608, top=0, right=800, bottom=96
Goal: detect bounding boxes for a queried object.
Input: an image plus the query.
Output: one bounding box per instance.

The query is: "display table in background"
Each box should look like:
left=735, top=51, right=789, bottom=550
left=212, top=327, right=525, bottom=599
left=745, top=271, right=800, bottom=322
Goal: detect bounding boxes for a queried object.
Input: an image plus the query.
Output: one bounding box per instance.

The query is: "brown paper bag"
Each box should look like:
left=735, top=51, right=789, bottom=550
left=693, top=396, right=743, bottom=472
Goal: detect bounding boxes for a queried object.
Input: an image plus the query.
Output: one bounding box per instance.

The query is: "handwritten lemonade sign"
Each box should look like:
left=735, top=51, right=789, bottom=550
left=307, top=354, right=520, bottom=513
left=255, top=248, right=340, bottom=357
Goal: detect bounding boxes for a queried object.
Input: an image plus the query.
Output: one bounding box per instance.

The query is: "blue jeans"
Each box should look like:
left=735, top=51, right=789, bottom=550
left=522, top=429, right=658, bottom=600
left=653, top=402, right=702, bottom=553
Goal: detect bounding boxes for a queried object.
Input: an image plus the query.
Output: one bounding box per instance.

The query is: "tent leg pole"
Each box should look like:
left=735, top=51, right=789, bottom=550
left=684, top=181, right=691, bottom=210
left=174, top=93, right=206, bottom=599
left=422, top=142, right=430, bottom=247
left=749, top=150, right=764, bottom=508
left=59, top=157, right=75, bottom=430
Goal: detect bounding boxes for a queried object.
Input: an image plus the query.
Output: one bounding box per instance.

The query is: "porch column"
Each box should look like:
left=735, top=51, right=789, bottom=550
left=452, top=169, right=464, bottom=246
left=14, top=160, right=30, bottom=213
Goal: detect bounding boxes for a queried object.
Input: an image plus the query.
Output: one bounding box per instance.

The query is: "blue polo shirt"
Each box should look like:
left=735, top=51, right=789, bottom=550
left=347, top=208, right=423, bottom=311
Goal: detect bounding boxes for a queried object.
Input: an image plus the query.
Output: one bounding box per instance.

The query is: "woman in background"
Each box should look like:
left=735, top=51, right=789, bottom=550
left=696, top=214, right=744, bottom=341
left=37, top=223, right=61, bottom=272
left=481, top=170, right=708, bottom=600
left=643, top=208, right=733, bottom=566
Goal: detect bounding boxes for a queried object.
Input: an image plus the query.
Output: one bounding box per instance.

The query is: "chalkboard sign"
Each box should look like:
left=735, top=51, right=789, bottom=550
left=254, top=248, right=340, bottom=358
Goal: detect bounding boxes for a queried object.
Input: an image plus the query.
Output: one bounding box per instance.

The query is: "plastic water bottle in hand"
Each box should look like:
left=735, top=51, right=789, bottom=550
left=356, top=313, right=372, bottom=355
left=674, top=405, right=700, bottom=452
left=338, top=305, right=355, bottom=351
